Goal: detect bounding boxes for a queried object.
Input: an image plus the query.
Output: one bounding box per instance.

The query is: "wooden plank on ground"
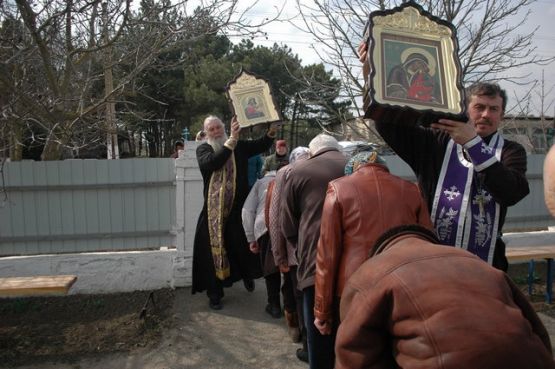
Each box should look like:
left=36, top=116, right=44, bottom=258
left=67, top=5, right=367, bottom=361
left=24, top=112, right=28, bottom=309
left=0, top=275, right=77, bottom=297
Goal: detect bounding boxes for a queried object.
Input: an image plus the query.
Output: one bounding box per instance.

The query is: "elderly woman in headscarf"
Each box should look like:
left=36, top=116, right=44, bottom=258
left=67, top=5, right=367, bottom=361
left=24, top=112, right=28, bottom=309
left=313, top=149, right=434, bottom=339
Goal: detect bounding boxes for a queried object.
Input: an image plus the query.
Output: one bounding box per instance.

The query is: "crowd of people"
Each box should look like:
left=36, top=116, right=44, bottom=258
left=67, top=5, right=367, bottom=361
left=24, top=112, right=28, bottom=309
left=187, top=73, right=555, bottom=367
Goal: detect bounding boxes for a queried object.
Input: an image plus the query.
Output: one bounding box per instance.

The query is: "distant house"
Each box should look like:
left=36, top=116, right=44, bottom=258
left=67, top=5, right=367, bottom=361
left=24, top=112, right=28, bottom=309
left=333, top=117, right=385, bottom=144
left=500, top=115, right=554, bottom=154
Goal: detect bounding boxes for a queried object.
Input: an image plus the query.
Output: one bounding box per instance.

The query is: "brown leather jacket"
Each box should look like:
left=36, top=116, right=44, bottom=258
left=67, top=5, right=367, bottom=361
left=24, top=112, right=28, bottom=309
left=314, top=163, right=433, bottom=322
left=335, top=230, right=555, bottom=369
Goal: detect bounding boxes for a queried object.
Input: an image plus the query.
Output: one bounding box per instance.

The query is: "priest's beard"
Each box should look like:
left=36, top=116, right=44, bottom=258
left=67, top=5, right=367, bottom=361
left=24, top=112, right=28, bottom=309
left=207, top=134, right=228, bottom=152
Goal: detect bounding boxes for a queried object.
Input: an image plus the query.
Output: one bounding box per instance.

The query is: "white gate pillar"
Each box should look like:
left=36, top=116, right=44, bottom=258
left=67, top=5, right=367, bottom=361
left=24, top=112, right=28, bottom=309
left=172, top=143, right=203, bottom=288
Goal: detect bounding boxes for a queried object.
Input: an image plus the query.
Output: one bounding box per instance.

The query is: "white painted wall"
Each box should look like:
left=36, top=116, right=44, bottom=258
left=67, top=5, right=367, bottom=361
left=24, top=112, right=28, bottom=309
left=0, top=249, right=176, bottom=294
left=0, top=144, right=204, bottom=295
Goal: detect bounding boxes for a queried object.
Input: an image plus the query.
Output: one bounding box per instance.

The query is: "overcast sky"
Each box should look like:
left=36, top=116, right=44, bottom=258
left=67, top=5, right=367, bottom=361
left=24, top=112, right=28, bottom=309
left=233, top=0, right=555, bottom=117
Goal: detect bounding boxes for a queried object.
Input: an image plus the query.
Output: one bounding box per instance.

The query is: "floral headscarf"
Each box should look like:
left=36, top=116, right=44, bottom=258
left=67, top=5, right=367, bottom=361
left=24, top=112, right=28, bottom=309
left=344, top=150, right=387, bottom=175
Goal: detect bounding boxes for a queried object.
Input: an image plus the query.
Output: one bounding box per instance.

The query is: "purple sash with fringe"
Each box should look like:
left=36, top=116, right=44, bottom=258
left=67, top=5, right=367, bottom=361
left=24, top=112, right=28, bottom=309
left=431, top=134, right=503, bottom=264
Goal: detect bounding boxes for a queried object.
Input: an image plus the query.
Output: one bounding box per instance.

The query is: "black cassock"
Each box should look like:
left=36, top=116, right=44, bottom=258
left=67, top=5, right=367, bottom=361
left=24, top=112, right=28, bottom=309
left=192, top=134, right=273, bottom=294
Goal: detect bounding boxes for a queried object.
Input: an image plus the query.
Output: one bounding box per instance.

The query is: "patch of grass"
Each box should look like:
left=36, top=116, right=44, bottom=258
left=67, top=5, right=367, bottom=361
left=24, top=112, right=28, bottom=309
left=91, top=298, right=105, bottom=309
left=507, top=261, right=555, bottom=317
left=0, top=298, right=40, bottom=314
left=511, top=275, right=541, bottom=285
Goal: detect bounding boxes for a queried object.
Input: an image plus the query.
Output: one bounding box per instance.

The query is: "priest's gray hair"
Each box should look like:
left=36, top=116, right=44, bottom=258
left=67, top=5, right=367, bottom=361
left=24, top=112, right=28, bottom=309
left=308, top=134, right=340, bottom=156
left=203, top=115, right=224, bottom=130
left=203, top=115, right=227, bottom=151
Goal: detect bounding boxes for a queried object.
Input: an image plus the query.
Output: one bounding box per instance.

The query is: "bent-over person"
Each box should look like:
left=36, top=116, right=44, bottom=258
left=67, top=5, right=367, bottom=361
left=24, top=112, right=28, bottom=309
left=281, top=134, right=347, bottom=369
left=314, top=150, right=433, bottom=340
left=268, top=146, right=310, bottom=361
left=336, top=224, right=555, bottom=369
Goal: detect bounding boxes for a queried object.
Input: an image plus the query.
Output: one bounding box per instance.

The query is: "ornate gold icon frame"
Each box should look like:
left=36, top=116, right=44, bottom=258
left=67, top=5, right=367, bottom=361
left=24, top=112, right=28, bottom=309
left=363, top=1, right=465, bottom=124
left=226, top=69, right=282, bottom=128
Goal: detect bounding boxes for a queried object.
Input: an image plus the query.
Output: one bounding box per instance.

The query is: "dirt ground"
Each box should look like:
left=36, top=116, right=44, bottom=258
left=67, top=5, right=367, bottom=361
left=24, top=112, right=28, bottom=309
left=0, top=289, right=175, bottom=368
left=1, top=262, right=555, bottom=368
left=507, top=262, right=555, bottom=314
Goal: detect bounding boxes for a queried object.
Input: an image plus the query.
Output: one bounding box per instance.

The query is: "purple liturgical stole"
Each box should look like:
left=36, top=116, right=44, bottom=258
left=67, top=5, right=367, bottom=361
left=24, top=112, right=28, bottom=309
left=431, top=134, right=504, bottom=264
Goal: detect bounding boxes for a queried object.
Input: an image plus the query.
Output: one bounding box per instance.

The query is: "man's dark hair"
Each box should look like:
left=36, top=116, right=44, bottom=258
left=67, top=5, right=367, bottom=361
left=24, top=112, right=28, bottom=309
left=465, top=82, right=507, bottom=112
left=175, top=141, right=184, bottom=148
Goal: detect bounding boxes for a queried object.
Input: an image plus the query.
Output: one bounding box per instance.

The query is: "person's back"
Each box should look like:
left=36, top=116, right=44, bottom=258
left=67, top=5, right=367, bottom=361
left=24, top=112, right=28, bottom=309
left=281, top=134, right=347, bottom=369
left=336, top=225, right=555, bottom=369
left=315, top=161, right=433, bottom=322
left=270, top=146, right=310, bottom=270
left=242, top=173, right=275, bottom=243
left=282, top=145, right=347, bottom=290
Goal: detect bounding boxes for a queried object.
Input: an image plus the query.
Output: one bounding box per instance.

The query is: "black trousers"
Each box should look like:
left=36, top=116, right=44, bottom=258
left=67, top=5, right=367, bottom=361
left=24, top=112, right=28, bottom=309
left=281, top=269, right=296, bottom=313
left=259, top=233, right=281, bottom=305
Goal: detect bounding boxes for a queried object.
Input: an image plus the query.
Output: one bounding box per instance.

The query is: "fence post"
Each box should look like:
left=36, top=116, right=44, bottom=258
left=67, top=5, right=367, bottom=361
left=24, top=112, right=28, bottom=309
left=171, top=143, right=203, bottom=288
left=172, top=148, right=188, bottom=287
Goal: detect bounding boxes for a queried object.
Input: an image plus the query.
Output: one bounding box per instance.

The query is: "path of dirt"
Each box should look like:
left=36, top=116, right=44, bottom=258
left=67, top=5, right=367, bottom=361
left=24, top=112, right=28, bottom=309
left=0, top=289, right=175, bottom=367
left=2, top=263, right=555, bottom=368
left=1, top=280, right=308, bottom=369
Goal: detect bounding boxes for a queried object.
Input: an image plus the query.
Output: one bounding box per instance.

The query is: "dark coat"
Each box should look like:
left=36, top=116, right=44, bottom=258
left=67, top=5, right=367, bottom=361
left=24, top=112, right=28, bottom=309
left=262, top=153, right=289, bottom=173
left=192, top=135, right=273, bottom=294
left=281, top=148, right=347, bottom=290
left=336, top=231, right=555, bottom=369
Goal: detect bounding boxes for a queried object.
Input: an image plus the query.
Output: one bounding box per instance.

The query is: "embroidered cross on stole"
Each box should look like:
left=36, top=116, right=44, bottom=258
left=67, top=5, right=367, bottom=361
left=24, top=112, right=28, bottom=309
left=431, top=134, right=504, bottom=264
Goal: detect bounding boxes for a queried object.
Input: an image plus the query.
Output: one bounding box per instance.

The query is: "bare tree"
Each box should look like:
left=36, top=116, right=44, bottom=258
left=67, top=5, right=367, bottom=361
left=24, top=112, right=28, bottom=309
left=502, top=69, right=555, bottom=153
left=294, top=0, right=554, bottom=118
left=0, top=0, right=281, bottom=160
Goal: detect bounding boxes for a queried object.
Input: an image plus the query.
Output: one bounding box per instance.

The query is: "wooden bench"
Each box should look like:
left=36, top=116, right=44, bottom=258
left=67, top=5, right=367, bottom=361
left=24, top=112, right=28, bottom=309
left=0, top=275, right=77, bottom=297
left=507, top=245, right=555, bottom=304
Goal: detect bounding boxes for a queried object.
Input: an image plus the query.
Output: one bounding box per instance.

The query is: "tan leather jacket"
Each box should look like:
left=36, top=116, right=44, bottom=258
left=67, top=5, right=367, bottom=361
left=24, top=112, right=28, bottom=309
left=314, top=163, right=433, bottom=322
left=335, top=232, right=554, bottom=369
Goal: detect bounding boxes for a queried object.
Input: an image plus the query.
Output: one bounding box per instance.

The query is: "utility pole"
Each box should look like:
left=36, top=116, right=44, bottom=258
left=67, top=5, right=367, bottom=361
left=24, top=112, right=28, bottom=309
left=290, top=93, right=299, bottom=148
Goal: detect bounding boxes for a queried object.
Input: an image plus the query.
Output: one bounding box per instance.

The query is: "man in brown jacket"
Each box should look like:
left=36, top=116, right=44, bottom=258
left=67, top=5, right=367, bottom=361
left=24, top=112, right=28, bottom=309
left=335, top=224, right=555, bottom=369
left=314, top=150, right=433, bottom=337
left=281, top=133, right=347, bottom=369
